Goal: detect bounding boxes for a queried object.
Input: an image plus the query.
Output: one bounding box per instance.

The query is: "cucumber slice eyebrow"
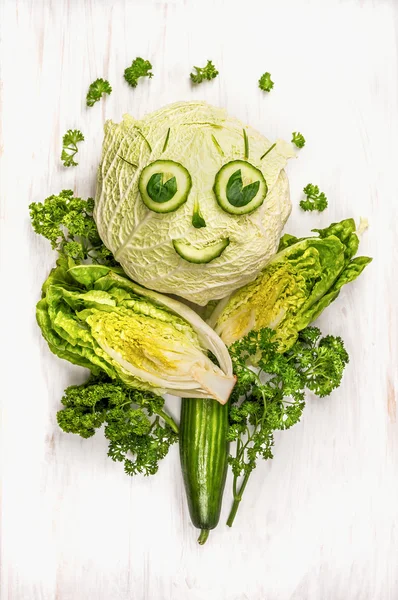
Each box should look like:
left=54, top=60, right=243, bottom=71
left=162, top=128, right=171, bottom=153
left=243, top=129, right=249, bottom=159
left=173, top=238, right=229, bottom=264
left=260, top=142, right=276, bottom=160
left=213, top=160, right=267, bottom=215
left=211, top=134, right=225, bottom=156
left=139, top=160, right=192, bottom=213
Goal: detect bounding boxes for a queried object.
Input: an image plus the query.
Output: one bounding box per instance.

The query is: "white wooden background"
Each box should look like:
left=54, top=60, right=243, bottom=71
left=1, top=0, right=397, bottom=598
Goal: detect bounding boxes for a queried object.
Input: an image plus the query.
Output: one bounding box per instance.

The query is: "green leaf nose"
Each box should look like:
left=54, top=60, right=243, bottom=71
left=192, top=199, right=206, bottom=228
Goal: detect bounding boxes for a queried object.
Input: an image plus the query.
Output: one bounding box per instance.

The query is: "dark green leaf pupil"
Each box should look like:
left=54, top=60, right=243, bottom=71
left=146, top=172, right=177, bottom=204
left=226, top=170, right=260, bottom=207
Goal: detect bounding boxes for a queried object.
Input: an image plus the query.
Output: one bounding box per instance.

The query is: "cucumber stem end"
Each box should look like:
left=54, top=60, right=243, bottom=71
left=198, top=529, right=210, bottom=545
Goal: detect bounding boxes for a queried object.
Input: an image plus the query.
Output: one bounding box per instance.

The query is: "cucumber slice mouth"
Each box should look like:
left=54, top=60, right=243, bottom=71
left=173, top=237, right=229, bottom=264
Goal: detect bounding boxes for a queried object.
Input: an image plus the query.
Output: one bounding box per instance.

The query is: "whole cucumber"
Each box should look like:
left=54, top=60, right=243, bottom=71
left=179, top=397, right=229, bottom=544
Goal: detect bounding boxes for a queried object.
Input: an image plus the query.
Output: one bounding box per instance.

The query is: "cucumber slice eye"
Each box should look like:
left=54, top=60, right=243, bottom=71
left=139, top=160, right=192, bottom=213
left=213, top=160, right=267, bottom=215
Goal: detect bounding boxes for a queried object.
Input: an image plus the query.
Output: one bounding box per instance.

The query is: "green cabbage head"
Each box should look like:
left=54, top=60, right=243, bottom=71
left=210, top=219, right=372, bottom=351
left=36, top=258, right=235, bottom=404
left=94, top=101, right=295, bottom=305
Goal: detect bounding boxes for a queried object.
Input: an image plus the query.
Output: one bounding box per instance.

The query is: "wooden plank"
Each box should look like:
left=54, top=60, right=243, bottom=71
left=0, top=0, right=397, bottom=598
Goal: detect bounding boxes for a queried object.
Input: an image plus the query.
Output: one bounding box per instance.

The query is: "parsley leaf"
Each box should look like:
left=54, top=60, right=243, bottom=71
left=57, top=373, right=178, bottom=476
left=288, top=328, right=349, bottom=397
left=124, top=57, right=153, bottom=88
left=29, top=189, right=116, bottom=265
left=226, top=326, right=349, bottom=526
left=190, top=60, right=219, bottom=84
left=258, top=72, right=274, bottom=92
left=292, top=131, right=306, bottom=148
left=86, top=78, right=112, bottom=107
left=300, top=183, right=328, bottom=212
left=61, top=129, right=84, bottom=167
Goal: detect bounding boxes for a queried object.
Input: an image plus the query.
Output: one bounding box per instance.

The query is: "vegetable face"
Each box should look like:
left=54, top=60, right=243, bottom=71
left=211, top=219, right=372, bottom=350
left=94, top=101, right=295, bottom=305
left=36, top=259, right=235, bottom=403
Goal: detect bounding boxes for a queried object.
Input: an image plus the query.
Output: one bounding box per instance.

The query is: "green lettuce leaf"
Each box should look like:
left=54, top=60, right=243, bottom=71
left=211, top=219, right=371, bottom=351
left=37, top=263, right=235, bottom=403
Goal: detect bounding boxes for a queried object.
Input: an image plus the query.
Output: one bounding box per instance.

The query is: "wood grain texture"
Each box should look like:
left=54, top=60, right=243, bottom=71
left=1, top=0, right=397, bottom=598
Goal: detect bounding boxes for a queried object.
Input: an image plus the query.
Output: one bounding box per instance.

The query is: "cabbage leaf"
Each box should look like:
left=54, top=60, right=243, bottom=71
left=94, top=101, right=295, bottom=305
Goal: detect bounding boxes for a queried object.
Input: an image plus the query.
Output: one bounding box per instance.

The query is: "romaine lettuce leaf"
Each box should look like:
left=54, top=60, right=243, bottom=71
left=37, top=261, right=235, bottom=404
left=211, top=219, right=371, bottom=351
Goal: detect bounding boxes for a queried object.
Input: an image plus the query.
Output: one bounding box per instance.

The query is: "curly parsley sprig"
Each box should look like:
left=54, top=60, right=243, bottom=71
left=292, top=131, right=305, bottom=148
left=57, top=373, right=178, bottom=476
left=29, top=189, right=116, bottom=265
left=226, top=326, right=348, bottom=526
left=190, top=60, right=219, bottom=84
left=300, top=183, right=328, bottom=212
left=61, top=129, right=84, bottom=167
left=86, top=78, right=112, bottom=107
left=258, top=72, right=274, bottom=92
left=124, top=57, right=153, bottom=88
